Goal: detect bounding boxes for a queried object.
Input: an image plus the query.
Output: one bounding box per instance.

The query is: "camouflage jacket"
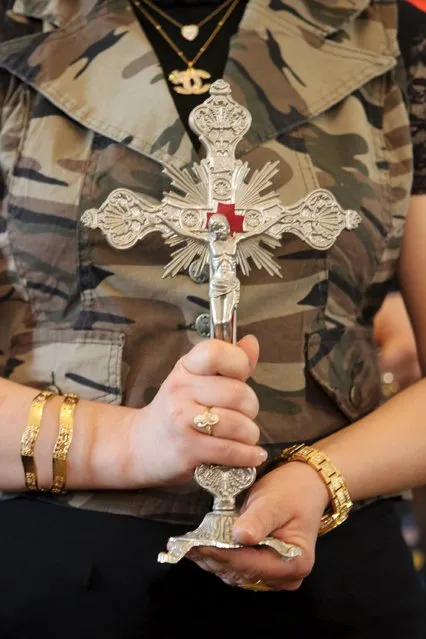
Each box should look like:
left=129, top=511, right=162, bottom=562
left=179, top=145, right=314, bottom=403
left=0, top=0, right=413, bottom=523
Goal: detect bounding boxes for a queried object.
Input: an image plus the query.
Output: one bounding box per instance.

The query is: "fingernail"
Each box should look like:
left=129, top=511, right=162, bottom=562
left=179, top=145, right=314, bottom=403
left=257, top=448, right=268, bottom=463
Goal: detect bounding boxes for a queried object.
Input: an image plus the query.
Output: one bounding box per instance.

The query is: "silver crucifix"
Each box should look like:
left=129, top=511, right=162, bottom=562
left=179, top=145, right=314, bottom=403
left=82, top=79, right=361, bottom=564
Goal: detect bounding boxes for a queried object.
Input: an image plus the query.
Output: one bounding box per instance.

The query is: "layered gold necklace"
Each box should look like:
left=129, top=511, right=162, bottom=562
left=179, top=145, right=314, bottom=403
left=132, top=0, right=240, bottom=95
left=137, top=0, right=236, bottom=41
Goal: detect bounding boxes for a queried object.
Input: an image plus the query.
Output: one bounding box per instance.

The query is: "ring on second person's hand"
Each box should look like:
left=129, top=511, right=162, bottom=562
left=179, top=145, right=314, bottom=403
left=193, top=409, right=219, bottom=436
left=238, top=579, right=274, bottom=592
left=381, top=371, right=400, bottom=397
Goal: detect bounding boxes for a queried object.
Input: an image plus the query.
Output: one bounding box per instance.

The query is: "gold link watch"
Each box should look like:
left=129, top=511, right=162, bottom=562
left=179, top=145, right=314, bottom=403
left=279, top=444, right=353, bottom=535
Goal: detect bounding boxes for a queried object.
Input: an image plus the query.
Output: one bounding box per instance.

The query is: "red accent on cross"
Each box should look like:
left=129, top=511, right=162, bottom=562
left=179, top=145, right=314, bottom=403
left=206, top=203, right=244, bottom=235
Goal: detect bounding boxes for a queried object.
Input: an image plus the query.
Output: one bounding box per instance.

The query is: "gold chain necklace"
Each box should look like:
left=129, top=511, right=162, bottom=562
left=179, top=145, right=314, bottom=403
left=137, top=0, right=236, bottom=41
left=132, top=0, right=240, bottom=95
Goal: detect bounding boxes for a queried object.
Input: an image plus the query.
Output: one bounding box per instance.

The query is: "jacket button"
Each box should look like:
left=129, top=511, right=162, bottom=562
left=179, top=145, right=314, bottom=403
left=188, top=262, right=209, bottom=284
left=195, top=313, right=211, bottom=337
left=349, top=383, right=362, bottom=409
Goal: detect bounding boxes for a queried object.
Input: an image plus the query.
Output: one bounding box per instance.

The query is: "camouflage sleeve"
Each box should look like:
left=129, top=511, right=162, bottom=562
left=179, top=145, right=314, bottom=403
left=407, top=33, right=426, bottom=195
left=0, top=5, right=42, bottom=376
left=0, top=2, right=41, bottom=117
left=399, top=3, right=426, bottom=195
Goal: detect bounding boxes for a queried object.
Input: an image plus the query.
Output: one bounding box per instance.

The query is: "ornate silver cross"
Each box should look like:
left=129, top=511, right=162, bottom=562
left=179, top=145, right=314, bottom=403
left=82, top=79, right=360, bottom=564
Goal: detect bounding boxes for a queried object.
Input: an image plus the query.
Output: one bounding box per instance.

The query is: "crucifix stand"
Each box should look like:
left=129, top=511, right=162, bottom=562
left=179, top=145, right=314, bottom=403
left=82, top=79, right=360, bottom=564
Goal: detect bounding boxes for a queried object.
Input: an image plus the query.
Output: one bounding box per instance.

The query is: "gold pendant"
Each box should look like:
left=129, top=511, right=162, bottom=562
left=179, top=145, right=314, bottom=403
left=181, top=24, right=199, bottom=41
left=168, top=68, right=211, bottom=95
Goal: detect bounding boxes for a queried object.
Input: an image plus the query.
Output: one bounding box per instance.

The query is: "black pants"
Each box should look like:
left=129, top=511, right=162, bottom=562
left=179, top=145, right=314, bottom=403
left=0, top=497, right=424, bottom=638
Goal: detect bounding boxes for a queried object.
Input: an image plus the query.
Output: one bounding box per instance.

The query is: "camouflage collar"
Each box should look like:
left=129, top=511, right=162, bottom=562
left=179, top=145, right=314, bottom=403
left=10, top=0, right=372, bottom=32
left=1, top=0, right=396, bottom=168
left=10, top=1, right=99, bottom=29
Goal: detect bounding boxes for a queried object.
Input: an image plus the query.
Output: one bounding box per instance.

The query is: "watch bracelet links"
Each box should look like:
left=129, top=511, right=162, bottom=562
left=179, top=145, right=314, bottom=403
left=279, top=444, right=353, bottom=535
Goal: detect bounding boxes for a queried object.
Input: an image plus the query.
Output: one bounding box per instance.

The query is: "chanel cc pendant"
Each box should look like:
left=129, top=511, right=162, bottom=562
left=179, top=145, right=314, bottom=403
left=168, top=67, right=211, bottom=95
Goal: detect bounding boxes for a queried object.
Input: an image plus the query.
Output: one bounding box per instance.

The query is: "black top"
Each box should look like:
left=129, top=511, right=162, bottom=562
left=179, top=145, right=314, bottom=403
left=133, top=0, right=425, bottom=193
left=133, top=0, right=249, bottom=147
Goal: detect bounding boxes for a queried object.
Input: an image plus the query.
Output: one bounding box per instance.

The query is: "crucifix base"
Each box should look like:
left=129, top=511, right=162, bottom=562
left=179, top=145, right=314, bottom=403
left=157, top=509, right=302, bottom=564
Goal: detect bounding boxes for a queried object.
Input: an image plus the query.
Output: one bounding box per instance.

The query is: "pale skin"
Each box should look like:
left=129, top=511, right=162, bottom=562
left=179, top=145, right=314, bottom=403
left=0, top=197, right=425, bottom=591
left=374, top=290, right=421, bottom=391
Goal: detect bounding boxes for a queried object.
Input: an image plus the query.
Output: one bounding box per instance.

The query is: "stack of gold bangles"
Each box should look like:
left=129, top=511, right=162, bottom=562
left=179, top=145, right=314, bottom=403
left=20, top=390, right=79, bottom=493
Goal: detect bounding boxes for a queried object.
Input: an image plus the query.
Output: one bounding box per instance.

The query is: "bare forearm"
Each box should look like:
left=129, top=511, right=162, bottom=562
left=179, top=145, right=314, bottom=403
left=0, top=377, right=134, bottom=491
left=0, top=338, right=267, bottom=493
left=318, top=378, right=426, bottom=502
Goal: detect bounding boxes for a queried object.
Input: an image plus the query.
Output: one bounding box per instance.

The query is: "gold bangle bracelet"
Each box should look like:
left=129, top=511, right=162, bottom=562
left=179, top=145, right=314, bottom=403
left=279, top=444, right=353, bottom=536
left=51, top=393, right=79, bottom=494
left=21, top=390, right=56, bottom=491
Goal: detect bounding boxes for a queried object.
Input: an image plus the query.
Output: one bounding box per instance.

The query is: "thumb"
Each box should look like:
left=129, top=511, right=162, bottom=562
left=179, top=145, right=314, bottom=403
left=236, top=334, right=259, bottom=379
left=232, top=496, right=286, bottom=546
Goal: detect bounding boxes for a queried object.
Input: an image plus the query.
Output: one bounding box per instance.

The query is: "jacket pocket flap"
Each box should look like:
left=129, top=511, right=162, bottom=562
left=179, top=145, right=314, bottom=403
left=306, top=326, right=382, bottom=421
left=6, top=328, right=125, bottom=404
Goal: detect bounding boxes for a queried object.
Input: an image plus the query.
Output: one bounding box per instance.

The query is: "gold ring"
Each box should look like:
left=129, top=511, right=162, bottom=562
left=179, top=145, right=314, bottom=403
left=193, top=409, right=219, bottom=436
left=239, top=579, right=274, bottom=592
